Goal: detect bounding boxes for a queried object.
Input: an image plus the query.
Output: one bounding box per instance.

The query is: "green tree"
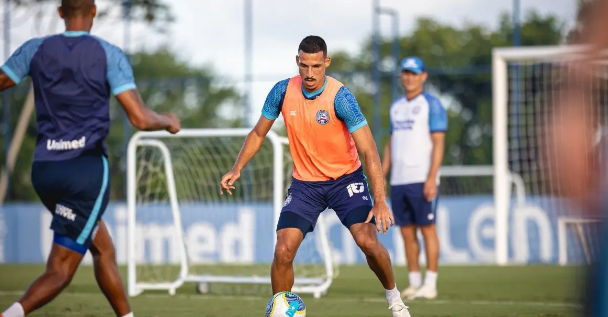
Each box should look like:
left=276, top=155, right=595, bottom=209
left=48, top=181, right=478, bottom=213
left=5, top=0, right=174, bottom=35
left=328, top=11, right=566, bottom=166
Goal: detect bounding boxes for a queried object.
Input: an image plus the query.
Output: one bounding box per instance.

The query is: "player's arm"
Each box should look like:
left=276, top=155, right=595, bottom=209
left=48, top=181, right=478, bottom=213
left=220, top=79, right=287, bottom=195
left=105, top=45, right=179, bottom=133
left=335, top=87, right=385, bottom=200
left=115, top=90, right=178, bottom=132
left=353, top=126, right=386, bottom=202
left=232, top=115, right=275, bottom=172
left=382, top=135, right=391, bottom=178
left=335, top=87, right=393, bottom=232
left=427, top=97, right=448, bottom=183
left=382, top=114, right=394, bottom=179
left=0, top=69, right=17, bottom=92
left=0, top=38, right=44, bottom=92
left=427, top=132, right=445, bottom=181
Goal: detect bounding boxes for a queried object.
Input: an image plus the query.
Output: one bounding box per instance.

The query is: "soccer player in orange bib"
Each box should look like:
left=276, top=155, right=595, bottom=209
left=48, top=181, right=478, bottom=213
left=220, top=36, right=411, bottom=317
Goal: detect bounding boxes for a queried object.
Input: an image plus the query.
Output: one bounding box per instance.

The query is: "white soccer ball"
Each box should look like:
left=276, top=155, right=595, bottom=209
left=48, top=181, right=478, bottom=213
left=265, top=291, right=306, bottom=317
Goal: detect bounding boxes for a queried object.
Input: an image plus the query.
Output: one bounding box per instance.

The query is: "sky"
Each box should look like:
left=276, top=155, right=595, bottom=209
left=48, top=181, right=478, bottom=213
left=3, top=0, right=577, bottom=125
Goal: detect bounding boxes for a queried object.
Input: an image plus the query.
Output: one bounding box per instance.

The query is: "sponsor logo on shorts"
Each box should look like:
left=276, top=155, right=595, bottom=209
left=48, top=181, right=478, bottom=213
left=284, top=193, right=292, bottom=206
left=346, top=182, right=365, bottom=197
left=47, top=136, right=86, bottom=151
left=315, top=110, right=330, bottom=125
left=428, top=213, right=435, bottom=220
left=55, top=204, right=76, bottom=221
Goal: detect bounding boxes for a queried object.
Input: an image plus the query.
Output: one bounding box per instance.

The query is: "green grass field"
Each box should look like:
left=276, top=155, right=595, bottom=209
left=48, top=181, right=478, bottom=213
left=0, top=265, right=584, bottom=317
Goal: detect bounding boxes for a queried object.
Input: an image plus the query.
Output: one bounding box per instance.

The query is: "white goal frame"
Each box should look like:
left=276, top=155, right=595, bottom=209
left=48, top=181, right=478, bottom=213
left=557, top=217, right=604, bottom=265
left=126, top=129, right=335, bottom=298
left=492, top=45, right=595, bottom=265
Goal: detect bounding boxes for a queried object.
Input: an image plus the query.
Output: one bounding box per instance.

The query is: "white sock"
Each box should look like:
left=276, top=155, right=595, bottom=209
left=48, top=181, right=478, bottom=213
left=121, top=313, right=134, bottom=317
left=408, top=271, right=422, bottom=288
left=424, top=270, right=438, bottom=288
left=385, top=284, right=401, bottom=303
left=2, top=303, right=24, bottom=317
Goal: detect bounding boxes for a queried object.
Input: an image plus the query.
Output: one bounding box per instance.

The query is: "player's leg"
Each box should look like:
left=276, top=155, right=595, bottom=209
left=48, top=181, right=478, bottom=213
left=348, top=216, right=411, bottom=316
left=1, top=155, right=119, bottom=317
left=331, top=170, right=410, bottom=316
left=1, top=160, right=89, bottom=317
left=400, top=225, right=421, bottom=295
left=391, top=184, right=422, bottom=298
left=89, top=221, right=132, bottom=317
left=410, top=186, right=439, bottom=300
left=271, top=226, right=306, bottom=293
left=0, top=238, right=85, bottom=317
left=272, top=184, right=323, bottom=294
left=349, top=219, right=395, bottom=289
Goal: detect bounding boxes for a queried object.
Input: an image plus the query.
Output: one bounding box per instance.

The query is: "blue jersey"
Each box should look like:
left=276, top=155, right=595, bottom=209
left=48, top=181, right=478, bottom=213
left=1, top=31, right=136, bottom=161
left=261, top=77, right=368, bottom=133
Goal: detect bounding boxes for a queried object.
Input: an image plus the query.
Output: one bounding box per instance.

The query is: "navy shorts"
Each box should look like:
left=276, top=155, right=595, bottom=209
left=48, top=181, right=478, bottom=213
left=31, top=155, right=110, bottom=249
left=390, top=183, right=438, bottom=227
left=278, top=167, right=375, bottom=236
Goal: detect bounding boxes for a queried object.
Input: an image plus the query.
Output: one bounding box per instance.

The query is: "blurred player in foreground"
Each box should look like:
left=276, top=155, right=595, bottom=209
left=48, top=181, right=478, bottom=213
left=220, top=36, right=411, bottom=317
left=547, top=0, right=608, bottom=315
left=382, top=57, right=447, bottom=300
left=0, top=1, right=180, bottom=316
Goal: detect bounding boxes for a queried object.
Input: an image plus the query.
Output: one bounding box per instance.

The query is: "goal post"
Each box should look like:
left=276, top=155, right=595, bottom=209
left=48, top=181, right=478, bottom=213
left=493, top=45, right=604, bottom=266
left=126, top=129, right=335, bottom=298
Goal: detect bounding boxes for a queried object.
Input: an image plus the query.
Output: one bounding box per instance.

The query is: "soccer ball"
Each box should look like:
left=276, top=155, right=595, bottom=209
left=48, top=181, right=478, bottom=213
left=265, top=291, right=306, bottom=317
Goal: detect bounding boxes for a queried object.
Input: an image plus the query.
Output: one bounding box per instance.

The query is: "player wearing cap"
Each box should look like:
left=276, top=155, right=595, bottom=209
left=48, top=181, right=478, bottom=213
left=382, top=56, right=447, bottom=300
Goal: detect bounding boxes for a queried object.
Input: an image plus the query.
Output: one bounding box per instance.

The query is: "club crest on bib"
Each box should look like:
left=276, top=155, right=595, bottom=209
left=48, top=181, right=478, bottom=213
left=412, top=106, right=421, bottom=114
left=316, top=110, right=330, bottom=125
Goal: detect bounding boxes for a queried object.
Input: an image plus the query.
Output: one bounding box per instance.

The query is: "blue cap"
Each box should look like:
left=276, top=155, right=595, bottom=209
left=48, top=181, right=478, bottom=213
left=400, top=56, right=425, bottom=74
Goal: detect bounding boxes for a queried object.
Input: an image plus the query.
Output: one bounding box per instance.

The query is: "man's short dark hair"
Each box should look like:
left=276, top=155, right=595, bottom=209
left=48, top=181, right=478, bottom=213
left=298, top=36, right=327, bottom=56
left=61, top=0, right=95, bottom=17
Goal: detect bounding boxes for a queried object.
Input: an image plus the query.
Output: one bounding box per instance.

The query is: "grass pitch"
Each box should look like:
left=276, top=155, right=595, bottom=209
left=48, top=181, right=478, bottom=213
left=0, top=265, right=584, bottom=316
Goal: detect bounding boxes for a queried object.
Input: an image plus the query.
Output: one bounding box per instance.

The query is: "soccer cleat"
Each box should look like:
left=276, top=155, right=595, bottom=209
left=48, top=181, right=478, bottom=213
left=400, top=285, right=419, bottom=299
left=408, top=284, right=437, bottom=300
left=388, top=300, right=412, bottom=317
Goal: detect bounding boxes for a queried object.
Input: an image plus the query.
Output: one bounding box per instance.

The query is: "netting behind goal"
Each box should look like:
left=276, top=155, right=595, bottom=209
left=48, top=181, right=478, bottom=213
left=494, top=46, right=607, bottom=265
left=126, top=129, right=335, bottom=297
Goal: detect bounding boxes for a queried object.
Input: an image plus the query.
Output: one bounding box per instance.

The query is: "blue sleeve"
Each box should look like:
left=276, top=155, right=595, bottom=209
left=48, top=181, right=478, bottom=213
left=334, top=86, right=368, bottom=133
left=426, top=93, right=448, bottom=132
left=1, top=38, right=45, bottom=84
left=96, top=37, right=137, bottom=95
left=262, top=79, right=289, bottom=120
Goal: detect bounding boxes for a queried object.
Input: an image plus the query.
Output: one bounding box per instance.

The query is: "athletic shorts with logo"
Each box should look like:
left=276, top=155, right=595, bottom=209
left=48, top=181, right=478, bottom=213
left=277, top=166, right=375, bottom=236
left=31, top=155, right=110, bottom=248
left=390, top=183, right=438, bottom=227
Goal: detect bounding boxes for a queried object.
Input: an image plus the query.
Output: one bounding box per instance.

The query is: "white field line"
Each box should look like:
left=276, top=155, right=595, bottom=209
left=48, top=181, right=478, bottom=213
left=0, top=291, right=581, bottom=309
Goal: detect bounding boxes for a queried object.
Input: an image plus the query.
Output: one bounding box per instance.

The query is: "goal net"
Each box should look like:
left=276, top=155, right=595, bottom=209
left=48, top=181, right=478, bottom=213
left=493, top=46, right=607, bottom=265
left=126, top=129, right=336, bottom=298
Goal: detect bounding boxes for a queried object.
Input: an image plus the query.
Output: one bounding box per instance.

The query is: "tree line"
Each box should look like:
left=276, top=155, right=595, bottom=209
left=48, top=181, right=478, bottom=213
left=0, top=0, right=589, bottom=201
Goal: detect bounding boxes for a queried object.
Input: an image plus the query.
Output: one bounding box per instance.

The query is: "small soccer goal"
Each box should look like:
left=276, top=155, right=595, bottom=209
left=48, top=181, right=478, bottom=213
left=126, top=129, right=336, bottom=298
